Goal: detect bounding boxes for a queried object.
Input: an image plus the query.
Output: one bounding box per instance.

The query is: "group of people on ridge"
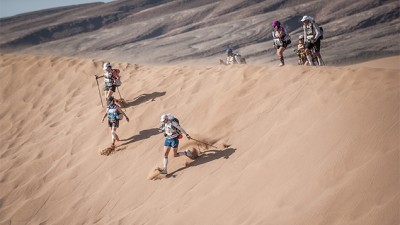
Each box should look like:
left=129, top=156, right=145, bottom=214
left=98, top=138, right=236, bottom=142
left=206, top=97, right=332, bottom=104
left=96, top=63, right=193, bottom=175
left=221, top=15, right=324, bottom=66
left=272, top=15, right=324, bottom=66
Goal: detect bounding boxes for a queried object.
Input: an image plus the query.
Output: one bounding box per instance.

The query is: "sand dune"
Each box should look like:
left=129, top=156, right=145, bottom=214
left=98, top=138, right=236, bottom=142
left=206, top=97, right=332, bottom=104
left=0, top=53, right=398, bottom=224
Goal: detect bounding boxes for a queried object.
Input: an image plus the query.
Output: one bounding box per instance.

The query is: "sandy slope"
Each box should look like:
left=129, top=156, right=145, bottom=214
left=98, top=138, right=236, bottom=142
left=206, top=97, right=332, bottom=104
left=0, top=54, right=399, bottom=225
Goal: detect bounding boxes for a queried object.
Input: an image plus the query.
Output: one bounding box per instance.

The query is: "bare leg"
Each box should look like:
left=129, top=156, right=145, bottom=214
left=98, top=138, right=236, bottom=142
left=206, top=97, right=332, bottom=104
left=106, top=90, right=114, bottom=99
left=315, top=52, right=323, bottom=66
left=162, top=146, right=171, bottom=173
left=111, top=126, right=119, bottom=146
left=174, top=148, right=192, bottom=158
left=305, top=49, right=314, bottom=66
left=164, top=146, right=171, bottom=158
left=277, top=47, right=285, bottom=66
left=174, top=148, right=189, bottom=157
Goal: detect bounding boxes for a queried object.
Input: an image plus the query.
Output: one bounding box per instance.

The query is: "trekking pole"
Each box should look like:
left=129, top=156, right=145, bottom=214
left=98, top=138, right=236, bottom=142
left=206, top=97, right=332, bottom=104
left=190, top=138, right=218, bottom=148
left=94, top=75, right=103, bottom=107
left=117, top=87, right=123, bottom=99
left=116, top=87, right=126, bottom=111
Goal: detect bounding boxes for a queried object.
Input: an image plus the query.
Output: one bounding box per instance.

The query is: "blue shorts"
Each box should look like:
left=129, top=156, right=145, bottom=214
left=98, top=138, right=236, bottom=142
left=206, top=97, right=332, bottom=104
left=164, top=138, right=179, bottom=148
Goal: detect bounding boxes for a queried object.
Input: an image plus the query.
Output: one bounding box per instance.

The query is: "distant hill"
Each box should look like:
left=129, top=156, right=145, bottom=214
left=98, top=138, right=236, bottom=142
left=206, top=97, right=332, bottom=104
left=0, top=0, right=399, bottom=65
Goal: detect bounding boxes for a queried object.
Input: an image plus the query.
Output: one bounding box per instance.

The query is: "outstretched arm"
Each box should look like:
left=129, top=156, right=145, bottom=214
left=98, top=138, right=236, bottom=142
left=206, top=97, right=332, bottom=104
left=313, top=23, right=321, bottom=40
left=172, top=121, right=191, bottom=139
left=102, top=113, right=107, bottom=122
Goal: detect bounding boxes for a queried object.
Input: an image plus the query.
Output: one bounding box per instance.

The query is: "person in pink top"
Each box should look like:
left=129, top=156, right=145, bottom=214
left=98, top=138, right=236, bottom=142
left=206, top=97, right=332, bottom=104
left=272, top=20, right=291, bottom=66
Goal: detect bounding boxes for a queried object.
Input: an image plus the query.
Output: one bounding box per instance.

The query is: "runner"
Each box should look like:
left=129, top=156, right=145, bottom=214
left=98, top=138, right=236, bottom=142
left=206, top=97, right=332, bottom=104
left=271, top=20, right=291, bottom=66
left=159, top=113, right=192, bottom=174
left=96, top=62, right=121, bottom=101
left=102, top=96, right=129, bottom=149
left=301, top=15, right=324, bottom=66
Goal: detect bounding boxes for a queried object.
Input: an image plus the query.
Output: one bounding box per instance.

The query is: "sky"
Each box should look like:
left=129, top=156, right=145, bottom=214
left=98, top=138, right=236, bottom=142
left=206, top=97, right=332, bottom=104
left=0, top=0, right=114, bottom=18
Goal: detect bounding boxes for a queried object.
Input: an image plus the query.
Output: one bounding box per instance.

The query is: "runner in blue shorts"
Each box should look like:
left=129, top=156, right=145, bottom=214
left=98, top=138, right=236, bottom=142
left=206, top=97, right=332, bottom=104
left=159, top=113, right=192, bottom=174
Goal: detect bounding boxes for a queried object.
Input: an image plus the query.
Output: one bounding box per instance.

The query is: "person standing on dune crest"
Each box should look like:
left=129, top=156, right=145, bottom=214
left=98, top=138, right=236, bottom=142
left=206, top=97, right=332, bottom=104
left=294, top=35, right=308, bottom=65
left=219, top=48, right=246, bottom=65
left=272, top=20, right=291, bottom=66
left=158, top=113, right=192, bottom=174
left=301, top=15, right=324, bottom=66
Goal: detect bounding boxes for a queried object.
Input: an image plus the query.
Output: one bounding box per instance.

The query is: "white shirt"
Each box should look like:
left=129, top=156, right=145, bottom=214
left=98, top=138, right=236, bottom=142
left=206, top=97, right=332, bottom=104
left=163, top=120, right=187, bottom=139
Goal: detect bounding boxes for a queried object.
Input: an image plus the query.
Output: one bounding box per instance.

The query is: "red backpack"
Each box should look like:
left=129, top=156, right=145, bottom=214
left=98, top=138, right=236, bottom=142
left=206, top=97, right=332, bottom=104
left=112, top=69, right=121, bottom=86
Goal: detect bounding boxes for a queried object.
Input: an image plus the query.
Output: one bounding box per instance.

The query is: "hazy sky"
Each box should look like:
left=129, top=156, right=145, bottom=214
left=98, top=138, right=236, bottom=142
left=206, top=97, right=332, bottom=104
left=0, top=0, right=114, bottom=18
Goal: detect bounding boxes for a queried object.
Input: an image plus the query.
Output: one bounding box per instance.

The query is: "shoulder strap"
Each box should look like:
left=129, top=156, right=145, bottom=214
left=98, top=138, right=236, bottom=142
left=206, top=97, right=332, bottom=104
left=171, top=119, right=179, bottom=128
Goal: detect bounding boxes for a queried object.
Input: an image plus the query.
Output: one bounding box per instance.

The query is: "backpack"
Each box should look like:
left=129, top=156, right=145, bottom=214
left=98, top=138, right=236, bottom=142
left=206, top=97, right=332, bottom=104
left=107, top=104, right=122, bottom=121
left=162, top=116, right=183, bottom=138
left=319, top=26, right=324, bottom=39
left=112, top=69, right=122, bottom=86
left=284, top=34, right=291, bottom=46
left=171, top=117, right=182, bottom=135
left=272, top=28, right=291, bottom=47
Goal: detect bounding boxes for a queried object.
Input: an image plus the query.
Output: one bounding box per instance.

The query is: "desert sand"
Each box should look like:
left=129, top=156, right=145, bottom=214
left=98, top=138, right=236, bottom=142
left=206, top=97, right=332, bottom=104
left=0, top=53, right=398, bottom=225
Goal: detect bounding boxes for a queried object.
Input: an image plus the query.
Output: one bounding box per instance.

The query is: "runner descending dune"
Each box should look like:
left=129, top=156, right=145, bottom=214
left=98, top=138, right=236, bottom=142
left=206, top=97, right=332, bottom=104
left=0, top=53, right=399, bottom=225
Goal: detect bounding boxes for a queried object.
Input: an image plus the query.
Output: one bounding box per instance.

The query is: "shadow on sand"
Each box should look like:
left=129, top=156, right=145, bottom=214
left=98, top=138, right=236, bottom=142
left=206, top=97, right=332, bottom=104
left=124, top=92, right=166, bottom=108
left=120, top=128, right=160, bottom=147
left=167, top=148, right=236, bottom=178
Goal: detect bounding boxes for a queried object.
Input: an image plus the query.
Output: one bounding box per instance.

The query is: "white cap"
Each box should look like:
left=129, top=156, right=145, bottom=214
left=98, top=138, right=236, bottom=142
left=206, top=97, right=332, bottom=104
left=301, top=15, right=311, bottom=22
left=103, top=62, right=111, bottom=71
left=160, top=113, right=174, bottom=122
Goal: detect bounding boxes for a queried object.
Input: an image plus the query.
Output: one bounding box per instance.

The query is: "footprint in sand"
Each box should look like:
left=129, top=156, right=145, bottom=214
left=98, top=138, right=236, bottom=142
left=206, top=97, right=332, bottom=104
left=147, top=167, right=165, bottom=180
